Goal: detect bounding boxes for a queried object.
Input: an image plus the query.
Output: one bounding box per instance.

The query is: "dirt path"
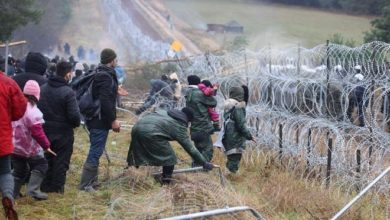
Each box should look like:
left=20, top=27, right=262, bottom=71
left=133, top=0, right=202, bottom=55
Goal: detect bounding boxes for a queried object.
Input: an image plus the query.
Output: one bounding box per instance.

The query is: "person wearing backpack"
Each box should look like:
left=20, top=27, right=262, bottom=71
left=222, top=85, right=255, bottom=174
left=79, top=48, right=120, bottom=191
left=38, top=61, right=81, bottom=193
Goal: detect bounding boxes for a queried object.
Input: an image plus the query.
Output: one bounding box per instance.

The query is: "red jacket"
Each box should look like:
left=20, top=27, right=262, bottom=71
left=0, top=72, right=27, bottom=157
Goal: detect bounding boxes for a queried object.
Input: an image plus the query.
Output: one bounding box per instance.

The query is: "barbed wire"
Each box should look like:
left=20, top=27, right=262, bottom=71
left=169, top=42, right=390, bottom=210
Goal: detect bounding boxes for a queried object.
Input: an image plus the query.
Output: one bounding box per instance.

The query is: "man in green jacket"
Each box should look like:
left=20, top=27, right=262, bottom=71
left=185, top=75, right=217, bottom=164
left=127, top=108, right=214, bottom=184
left=222, top=86, right=255, bottom=173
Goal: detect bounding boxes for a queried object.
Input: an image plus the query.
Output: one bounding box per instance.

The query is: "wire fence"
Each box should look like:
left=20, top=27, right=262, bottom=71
left=169, top=41, right=390, bottom=217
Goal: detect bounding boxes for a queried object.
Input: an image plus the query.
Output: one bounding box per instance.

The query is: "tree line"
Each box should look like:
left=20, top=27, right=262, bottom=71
left=260, top=0, right=389, bottom=16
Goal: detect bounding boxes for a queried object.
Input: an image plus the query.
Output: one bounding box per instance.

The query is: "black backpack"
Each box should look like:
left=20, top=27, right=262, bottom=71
left=72, top=71, right=115, bottom=120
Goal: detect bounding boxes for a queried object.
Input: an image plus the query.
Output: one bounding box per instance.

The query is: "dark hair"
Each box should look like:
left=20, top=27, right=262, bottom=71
left=242, top=85, right=249, bottom=104
left=187, top=75, right=201, bottom=85
left=56, top=61, right=73, bottom=77
left=75, top=69, right=83, bottom=77
left=161, top=75, right=169, bottom=81
left=201, top=80, right=212, bottom=88
left=25, top=95, right=38, bottom=105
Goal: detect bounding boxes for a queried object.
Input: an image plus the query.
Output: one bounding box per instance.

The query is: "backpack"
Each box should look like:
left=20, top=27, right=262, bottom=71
left=72, top=71, right=114, bottom=120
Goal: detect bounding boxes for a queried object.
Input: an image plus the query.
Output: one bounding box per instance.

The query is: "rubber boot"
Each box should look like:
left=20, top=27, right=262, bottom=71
left=2, top=197, right=18, bottom=220
left=27, top=170, right=48, bottom=200
left=13, top=177, right=24, bottom=199
left=78, top=163, right=98, bottom=192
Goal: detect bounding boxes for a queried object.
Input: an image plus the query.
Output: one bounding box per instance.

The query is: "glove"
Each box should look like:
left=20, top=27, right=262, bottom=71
left=203, top=162, right=214, bottom=171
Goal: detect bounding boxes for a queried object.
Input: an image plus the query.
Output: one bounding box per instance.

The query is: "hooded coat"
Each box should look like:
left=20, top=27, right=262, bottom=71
left=222, top=87, right=252, bottom=154
left=185, top=86, right=217, bottom=135
left=13, top=52, right=48, bottom=89
left=127, top=109, right=206, bottom=167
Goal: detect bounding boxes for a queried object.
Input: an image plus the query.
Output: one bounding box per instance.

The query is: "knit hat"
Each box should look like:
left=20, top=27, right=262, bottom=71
left=25, top=52, right=48, bottom=75
left=187, top=75, right=200, bottom=85
left=100, top=48, right=117, bottom=64
left=23, top=80, right=40, bottom=101
left=229, top=86, right=244, bottom=102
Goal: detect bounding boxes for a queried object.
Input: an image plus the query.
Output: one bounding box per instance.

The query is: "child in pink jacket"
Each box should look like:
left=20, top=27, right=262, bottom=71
left=12, top=80, right=56, bottom=200
left=198, top=80, right=220, bottom=131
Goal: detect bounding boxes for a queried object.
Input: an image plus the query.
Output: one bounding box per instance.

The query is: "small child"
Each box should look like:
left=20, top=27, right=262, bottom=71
left=12, top=80, right=56, bottom=200
left=198, top=80, right=220, bottom=131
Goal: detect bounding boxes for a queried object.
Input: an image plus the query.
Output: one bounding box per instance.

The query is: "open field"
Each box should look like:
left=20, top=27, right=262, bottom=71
left=164, top=0, right=374, bottom=49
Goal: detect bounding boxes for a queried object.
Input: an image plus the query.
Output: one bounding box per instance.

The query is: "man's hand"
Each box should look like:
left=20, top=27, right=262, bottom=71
left=118, top=86, right=129, bottom=96
left=251, top=137, right=257, bottom=144
left=112, top=120, right=121, bottom=133
left=203, top=162, right=215, bottom=171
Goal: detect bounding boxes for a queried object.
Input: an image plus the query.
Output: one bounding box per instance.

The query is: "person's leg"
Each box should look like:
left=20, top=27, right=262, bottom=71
left=11, top=155, right=29, bottom=199
left=42, top=133, right=74, bottom=193
left=161, top=165, right=175, bottom=185
left=27, top=155, right=48, bottom=200
left=358, top=104, right=365, bottom=127
left=226, top=154, right=242, bottom=173
left=79, top=129, right=108, bottom=191
left=49, top=135, right=74, bottom=193
left=195, top=135, right=214, bottom=162
left=41, top=132, right=60, bottom=192
left=0, top=155, right=18, bottom=219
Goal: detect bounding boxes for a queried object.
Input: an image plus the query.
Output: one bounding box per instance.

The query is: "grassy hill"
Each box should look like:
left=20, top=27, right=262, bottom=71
left=164, top=0, right=374, bottom=49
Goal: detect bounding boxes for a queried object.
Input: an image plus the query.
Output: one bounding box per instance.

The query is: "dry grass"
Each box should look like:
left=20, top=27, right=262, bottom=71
left=11, top=114, right=388, bottom=219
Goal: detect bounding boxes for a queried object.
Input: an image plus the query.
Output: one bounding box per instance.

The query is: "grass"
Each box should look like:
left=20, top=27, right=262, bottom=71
left=164, top=0, right=374, bottom=49
left=12, top=108, right=388, bottom=219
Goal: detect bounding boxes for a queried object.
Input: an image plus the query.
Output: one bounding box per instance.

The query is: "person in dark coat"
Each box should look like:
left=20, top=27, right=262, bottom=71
left=185, top=75, right=217, bottom=164
left=127, top=108, right=214, bottom=184
left=13, top=52, right=48, bottom=89
left=64, top=43, right=71, bottom=55
left=79, top=48, right=120, bottom=191
left=38, top=61, right=81, bottom=193
left=346, top=74, right=367, bottom=127
left=77, top=46, right=85, bottom=60
left=221, top=86, right=254, bottom=173
left=135, top=76, right=175, bottom=115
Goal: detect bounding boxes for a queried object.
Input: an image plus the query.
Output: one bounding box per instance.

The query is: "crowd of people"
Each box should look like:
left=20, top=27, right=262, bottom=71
left=0, top=47, right=255, bottom=220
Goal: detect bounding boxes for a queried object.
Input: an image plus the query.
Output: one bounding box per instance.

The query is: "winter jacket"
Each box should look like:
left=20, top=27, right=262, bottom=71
left=12, top=102, right=50, bottom=157
left=0, top=73, right=27, bottom=157
left=185, top=85, right=217, bottom=134
left=39, top=76, right=81, bottom=134
left=86, top=64, right=118, bottom=130
left=150, top=79, right=173, bottom=98
left=127, top=109, right=207, bottom=167
left=222, top=87, right=252, bottom=155
left=13, top=72, right=47, bottom=90
left=12, top=52, right=48, bottom=89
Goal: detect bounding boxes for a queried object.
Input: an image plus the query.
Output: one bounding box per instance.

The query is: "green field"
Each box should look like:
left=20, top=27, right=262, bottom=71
left=165, top=0, right=374, bottom=48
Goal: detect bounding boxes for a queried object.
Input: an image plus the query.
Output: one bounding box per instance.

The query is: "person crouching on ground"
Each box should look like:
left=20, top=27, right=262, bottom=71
left=12, top=80, right=57, bottom=200
left=222, top=85, right=255, bottom=174
left=126, top=108, right=215, bottom=185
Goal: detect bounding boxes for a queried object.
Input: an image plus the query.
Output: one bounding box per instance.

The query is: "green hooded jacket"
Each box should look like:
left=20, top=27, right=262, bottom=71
left=185, top=86, right=217, bottom=134
left=127, top=109, right=207, bottom=166
left=222, top=87, right=252, bottom=154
